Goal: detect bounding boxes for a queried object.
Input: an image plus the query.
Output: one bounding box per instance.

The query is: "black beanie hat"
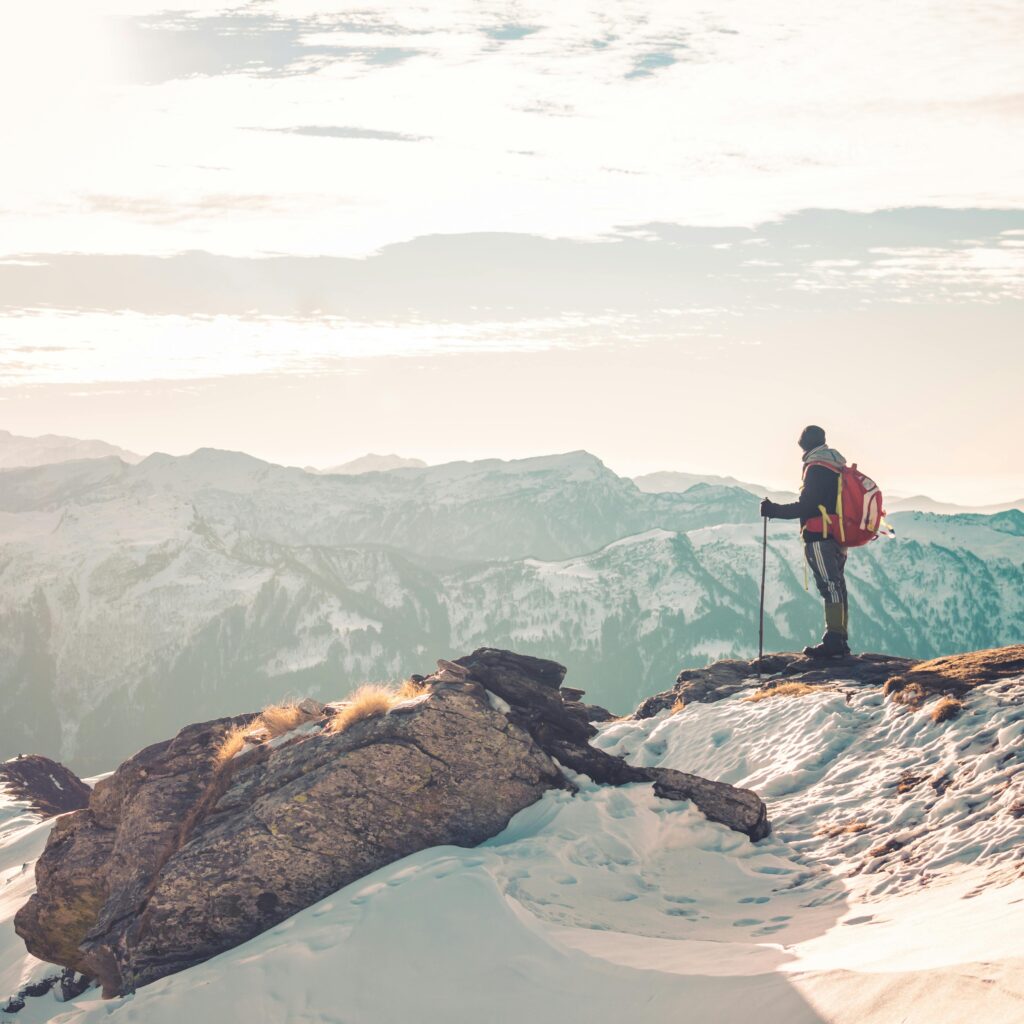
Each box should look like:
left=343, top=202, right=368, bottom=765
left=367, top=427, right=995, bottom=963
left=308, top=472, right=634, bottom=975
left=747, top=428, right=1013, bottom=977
left=799, top=425, right=826, bottom=452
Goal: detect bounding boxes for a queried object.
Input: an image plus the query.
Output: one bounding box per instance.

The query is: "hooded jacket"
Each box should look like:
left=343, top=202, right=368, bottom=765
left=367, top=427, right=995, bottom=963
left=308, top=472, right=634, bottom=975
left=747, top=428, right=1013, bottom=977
left=769, top=444, right=847, bottom=542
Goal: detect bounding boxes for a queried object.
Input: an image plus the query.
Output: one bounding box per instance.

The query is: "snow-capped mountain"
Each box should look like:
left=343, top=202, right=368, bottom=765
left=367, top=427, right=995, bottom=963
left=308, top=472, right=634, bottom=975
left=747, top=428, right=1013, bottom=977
left=0, top=448, right=757, bottom=562
left=633, top=470, right=797, bottom=504
left=317, top=454, right=428, bottom=474
left=885, top=494, right=1024, bottom=514
left=0, top=451, right=1020, bottom=772
left=0, top=430, right=142, bottom=470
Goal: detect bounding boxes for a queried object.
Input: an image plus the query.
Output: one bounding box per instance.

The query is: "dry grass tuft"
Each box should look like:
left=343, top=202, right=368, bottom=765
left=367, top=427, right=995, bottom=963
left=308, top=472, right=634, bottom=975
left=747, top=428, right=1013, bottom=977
left=884, top=679, right=927, bottom=709
left=215, top=700, right=323, bottom=764
left=216, top=723, right=250, bottom=763
left=395, top=678, right=428, bottom=701
left=669, top=696, right=686, bottom=715
left=930, top=695, right=963, bottom=723
left=745, top=682, right=818, bottom=703
left=867, top=837, right=905, bottom=858
left=260, top=700, right=321, bottom=738
left=326, top=684, right=398, bottom=735
left=817, top=819, right=870, bottom=838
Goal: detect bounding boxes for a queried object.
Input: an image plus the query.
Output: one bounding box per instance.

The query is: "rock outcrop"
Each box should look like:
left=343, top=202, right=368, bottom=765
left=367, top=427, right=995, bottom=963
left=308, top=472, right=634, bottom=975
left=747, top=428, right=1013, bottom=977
left=0, top=755, right=91, bottom=817
left=450, top=649, right=768, bottom=841
left=633, top=645, right=1024, bottom=719
left=882, top=645, right=1024, bottom=706
left=15, top=649, right=768, bottom=998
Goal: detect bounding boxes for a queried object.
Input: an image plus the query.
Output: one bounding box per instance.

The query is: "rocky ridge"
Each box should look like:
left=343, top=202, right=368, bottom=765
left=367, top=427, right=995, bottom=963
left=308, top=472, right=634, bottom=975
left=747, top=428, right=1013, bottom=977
left=14, top=648, right=767, bottom=998
left=634, top=645, right=1024, bottom=718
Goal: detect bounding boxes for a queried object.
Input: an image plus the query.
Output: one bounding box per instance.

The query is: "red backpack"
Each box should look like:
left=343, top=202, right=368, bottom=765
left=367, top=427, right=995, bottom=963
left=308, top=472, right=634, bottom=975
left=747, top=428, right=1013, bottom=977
left=804, top=462, right=885, bottom=548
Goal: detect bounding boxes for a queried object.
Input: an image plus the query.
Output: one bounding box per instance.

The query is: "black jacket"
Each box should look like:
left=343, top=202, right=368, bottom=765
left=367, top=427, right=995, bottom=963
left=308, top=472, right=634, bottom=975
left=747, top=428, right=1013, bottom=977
left=768, top=465, right=841, bottom=542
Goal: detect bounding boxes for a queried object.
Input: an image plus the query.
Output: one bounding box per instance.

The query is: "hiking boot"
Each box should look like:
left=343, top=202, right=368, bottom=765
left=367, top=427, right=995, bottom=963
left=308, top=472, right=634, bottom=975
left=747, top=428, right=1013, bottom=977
left=802, top=632, right=851, bottom=659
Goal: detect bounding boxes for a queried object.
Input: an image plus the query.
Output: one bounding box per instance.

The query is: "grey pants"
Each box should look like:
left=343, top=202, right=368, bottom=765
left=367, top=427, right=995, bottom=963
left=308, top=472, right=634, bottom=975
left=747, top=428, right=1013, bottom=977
left=804, top=538, right=848, bottom=637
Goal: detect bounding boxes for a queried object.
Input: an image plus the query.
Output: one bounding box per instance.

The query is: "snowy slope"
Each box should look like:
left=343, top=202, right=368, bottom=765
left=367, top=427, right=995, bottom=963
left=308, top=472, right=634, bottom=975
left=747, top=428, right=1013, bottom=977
left=0, top=799, right=53, bottom=1015
left=4, top=675, right=1022, bottom=1023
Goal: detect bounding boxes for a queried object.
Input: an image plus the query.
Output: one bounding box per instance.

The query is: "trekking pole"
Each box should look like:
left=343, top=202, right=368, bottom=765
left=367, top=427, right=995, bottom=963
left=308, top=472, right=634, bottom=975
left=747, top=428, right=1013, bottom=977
left=758, top=512, right=767, bottom=682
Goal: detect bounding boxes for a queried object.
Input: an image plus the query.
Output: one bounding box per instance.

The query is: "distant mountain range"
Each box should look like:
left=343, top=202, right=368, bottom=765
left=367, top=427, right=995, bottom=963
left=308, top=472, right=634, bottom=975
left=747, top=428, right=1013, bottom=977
left=0, top=429, right=142, bottom=469
left=4, top=430, right=1019, bottom=512
left=633, top=468, right=1024, bottom=515
left=1, top=444, right=1021, bottom=772
left=312, top=454, right=428, bottom=475
left=633, top=471, right=798, bottom=503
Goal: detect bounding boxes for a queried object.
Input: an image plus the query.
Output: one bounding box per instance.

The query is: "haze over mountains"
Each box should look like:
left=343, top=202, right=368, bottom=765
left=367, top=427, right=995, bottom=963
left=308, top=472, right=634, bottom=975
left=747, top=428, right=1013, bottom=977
left=3, top=430, right=1020, bottom=512
left=0, top=430, right=142, bottom=470
left=1, top=432, right=1021, bottom=772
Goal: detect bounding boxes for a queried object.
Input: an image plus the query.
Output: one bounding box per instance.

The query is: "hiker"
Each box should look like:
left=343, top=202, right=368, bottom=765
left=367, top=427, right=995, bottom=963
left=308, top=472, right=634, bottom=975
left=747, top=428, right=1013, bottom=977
left=760, top=425, right=851, bottom=658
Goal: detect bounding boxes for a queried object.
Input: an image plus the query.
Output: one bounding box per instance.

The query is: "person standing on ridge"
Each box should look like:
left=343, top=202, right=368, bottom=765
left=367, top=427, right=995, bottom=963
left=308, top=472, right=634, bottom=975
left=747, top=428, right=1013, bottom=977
left=760, top=425, right=851, bottom=658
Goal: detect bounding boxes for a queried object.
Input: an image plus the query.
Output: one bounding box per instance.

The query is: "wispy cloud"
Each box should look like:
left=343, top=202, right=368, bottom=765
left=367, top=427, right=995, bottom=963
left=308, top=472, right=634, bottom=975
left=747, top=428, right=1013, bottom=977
left=254, top=125, right=429, bottom=142
left=77, top=193, right=290, bottom=224
left=114, top=9, right=427, bottom=82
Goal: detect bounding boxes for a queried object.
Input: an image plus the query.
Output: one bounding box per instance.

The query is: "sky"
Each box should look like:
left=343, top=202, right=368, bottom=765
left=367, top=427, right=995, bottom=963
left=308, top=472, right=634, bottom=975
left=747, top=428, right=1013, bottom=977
left=1, top=1, right=1022, bottom=502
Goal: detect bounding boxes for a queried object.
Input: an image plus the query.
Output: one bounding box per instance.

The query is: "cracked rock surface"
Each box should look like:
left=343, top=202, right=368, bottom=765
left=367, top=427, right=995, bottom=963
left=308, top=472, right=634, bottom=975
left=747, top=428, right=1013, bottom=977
left=16, top=648, right=768, bottom=996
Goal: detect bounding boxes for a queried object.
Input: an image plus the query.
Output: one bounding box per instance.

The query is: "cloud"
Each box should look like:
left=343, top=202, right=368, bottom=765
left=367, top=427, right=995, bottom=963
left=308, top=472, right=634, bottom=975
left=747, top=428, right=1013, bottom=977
left=114, top=10, right=426, bottom=82
left=78, top=194, right=289, bottom=224
left=484, top=24, right=543, bottom=42
left=1, top=209, right=1020, bottom=323
left=255, top=125, right=429, bottom=142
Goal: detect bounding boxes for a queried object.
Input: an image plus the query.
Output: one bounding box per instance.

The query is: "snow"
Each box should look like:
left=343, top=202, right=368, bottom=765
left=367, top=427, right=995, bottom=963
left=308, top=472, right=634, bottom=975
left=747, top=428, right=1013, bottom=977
left=0, top=797, right=53, bottom=1009
left=2, top=677, right=1022, bottom=1023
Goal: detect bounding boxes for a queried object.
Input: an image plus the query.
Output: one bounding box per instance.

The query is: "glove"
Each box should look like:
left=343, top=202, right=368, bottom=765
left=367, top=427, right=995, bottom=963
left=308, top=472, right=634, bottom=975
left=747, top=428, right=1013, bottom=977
left=760, top=498, right=778, bottom=518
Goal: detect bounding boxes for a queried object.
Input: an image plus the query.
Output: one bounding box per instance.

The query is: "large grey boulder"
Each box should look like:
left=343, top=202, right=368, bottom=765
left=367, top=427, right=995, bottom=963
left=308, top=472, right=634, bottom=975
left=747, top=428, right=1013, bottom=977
left=16, top=649, right=769, bottom=997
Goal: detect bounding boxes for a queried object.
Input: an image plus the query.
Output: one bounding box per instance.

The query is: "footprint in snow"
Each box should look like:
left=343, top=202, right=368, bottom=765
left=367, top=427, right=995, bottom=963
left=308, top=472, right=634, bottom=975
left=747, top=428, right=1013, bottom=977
left=350, top=882, right=386, bottom=905
left=664, top=907, right=698, bottom=918
left=733, top=918, right=764, bottom=927
left=605, top=794, right=637, bottom=820
left=663, top=894, right=697, bottom=904
left=311, top=902, right=334, bottom=917
left=738, top=896, right=770, bottom=904
left=754, top=923, right=788, bottom=936
left=555, top=874, right=578, bottom=885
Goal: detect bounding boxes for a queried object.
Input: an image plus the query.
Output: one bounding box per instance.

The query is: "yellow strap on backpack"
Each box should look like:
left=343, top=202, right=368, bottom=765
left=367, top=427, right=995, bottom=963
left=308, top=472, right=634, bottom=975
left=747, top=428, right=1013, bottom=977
left=818, top=504, right=830, bottom=539
left=836, top=475, right=846, bottom=543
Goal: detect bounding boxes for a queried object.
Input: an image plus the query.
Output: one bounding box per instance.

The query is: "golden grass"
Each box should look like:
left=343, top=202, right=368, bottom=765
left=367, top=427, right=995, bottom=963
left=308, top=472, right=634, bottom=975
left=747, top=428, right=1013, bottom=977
left=744, top=682, right=818, bottom=703
left=669, top=696, right=686, bottom=715
left=816, top=819, right=870, bottom=838
left=260, top=700, right=320, bottom=737
left=215, top=700, right=322, bottom=763
left=867, top=837, right=904, bottom=858
left=395, top=678, right=428, bottom=701
left=325, top=684, right=399, bottom=735
left=930, top=695, right=963, bottom=723
left=216, top=723, right=250, bottom=763
left=883, top=679, right=927, bottom=709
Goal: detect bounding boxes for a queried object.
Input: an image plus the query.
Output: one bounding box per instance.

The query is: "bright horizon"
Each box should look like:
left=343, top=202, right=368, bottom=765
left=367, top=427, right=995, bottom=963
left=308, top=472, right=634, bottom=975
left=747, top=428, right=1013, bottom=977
left=1, top=2, right=1022, bottom=506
